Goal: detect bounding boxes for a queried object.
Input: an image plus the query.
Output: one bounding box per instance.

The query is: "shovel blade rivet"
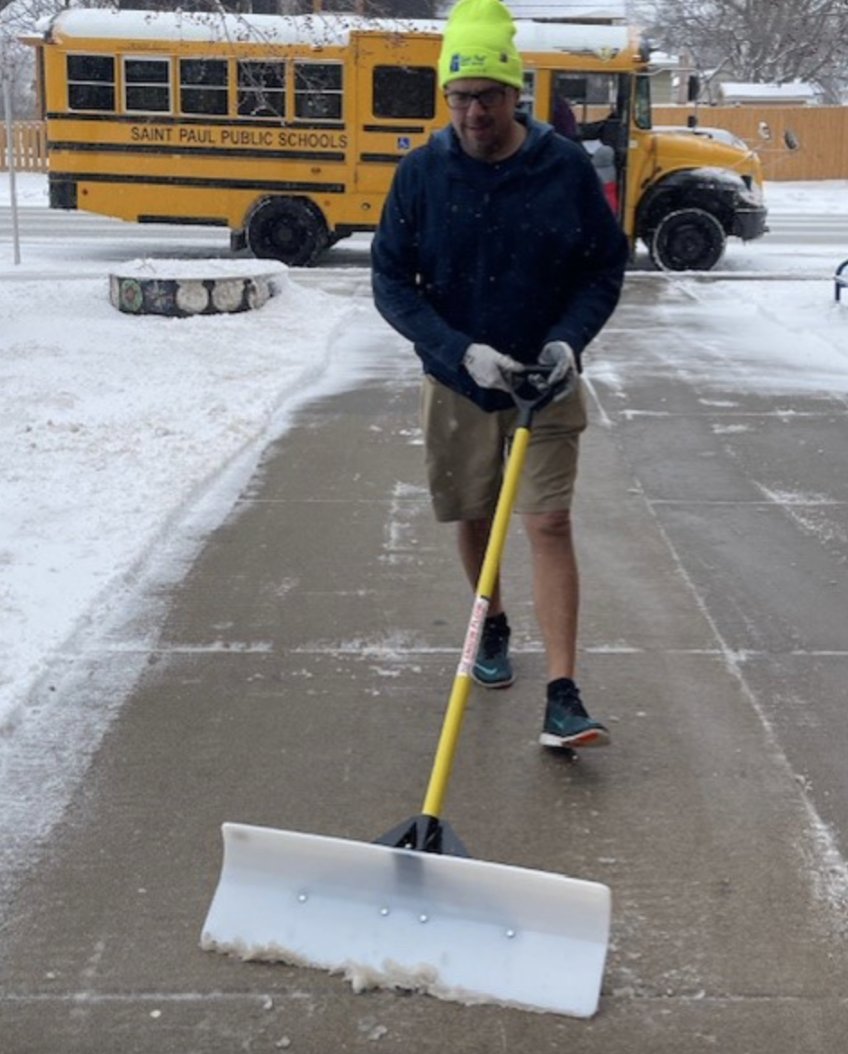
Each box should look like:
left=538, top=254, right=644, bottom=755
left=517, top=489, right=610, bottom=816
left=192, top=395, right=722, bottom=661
left=418, top=914, right=429, bottom=924
left=297, top=893, right=308, bottom=903
left=379, top=907, right=390, bottom=916
left=505, top=929, right=517, bottom=939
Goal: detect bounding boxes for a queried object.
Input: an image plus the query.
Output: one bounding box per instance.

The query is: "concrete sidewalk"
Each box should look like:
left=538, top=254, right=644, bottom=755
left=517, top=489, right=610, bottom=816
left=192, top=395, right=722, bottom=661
left=2, top=301, right=846, bottom=1052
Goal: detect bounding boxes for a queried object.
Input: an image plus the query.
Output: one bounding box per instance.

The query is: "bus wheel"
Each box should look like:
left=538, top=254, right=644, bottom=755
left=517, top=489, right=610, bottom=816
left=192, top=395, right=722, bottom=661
left=650, top=207, right=725, bottom=271
left=247, top=198, right=329, bottom=267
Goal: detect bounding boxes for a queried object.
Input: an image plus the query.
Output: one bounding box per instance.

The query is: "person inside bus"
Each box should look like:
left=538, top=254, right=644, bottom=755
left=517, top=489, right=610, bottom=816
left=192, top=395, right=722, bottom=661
left=371, top=0, right=628, bottom=750
left=581, top=108, right=622, bottom=149
left=552, top=93, right=580, bottom=140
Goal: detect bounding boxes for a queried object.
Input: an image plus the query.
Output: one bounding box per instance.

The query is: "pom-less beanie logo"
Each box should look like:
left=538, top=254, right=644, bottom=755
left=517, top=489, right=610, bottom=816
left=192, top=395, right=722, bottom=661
left=450, top=52, right=492, bottom=74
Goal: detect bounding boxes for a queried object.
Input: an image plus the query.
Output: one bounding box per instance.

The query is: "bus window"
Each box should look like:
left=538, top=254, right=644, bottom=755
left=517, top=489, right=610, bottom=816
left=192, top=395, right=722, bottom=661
left=294, top=62, right=342, bottom=121
left=552, top=72, right=627, bottom=143
left=372, top=65, right=435, bottom=120
left=124, top=57, right=171, bottom=114
left=180, top=58, right=228, bottom=116
left=67, top=54, right=115, bottom=111
left=238, top=60, right=285, bottom=119
left=518, top=69, right=535, bottom=116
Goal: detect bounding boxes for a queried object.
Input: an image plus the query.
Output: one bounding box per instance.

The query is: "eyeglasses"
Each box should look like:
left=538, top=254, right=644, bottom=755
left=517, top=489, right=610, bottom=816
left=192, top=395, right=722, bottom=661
left=444, top=87, right=508, bottom=110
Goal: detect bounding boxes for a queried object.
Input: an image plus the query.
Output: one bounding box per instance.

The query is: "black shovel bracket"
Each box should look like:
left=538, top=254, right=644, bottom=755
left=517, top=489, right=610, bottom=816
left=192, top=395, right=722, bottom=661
left=375, top=814, right=470, bottom=857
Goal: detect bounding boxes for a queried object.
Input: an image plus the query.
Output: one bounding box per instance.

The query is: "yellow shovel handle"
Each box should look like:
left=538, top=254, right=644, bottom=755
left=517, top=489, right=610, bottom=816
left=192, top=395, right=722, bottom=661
left=422, top=425, right=532, bottom=819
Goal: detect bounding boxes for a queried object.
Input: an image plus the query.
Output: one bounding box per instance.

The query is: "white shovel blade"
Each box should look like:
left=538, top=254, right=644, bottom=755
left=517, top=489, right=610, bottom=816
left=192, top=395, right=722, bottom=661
left=201, top=823, right=611, bottom=1018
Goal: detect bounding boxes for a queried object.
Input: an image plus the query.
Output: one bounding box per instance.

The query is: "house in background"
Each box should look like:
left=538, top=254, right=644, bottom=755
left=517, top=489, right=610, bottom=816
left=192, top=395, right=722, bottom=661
left=717, top=80, right=821, bottom=106
left=646, top=49, right=696, bottom=104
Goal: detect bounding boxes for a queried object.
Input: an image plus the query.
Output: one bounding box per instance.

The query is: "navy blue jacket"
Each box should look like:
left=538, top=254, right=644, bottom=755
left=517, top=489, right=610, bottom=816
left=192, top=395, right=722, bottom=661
left=371, top=115, right=629, bottom=411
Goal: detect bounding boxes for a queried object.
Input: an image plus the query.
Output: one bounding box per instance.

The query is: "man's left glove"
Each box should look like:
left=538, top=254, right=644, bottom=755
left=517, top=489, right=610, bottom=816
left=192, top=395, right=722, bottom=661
left=539, top=341, right=578, bottom=400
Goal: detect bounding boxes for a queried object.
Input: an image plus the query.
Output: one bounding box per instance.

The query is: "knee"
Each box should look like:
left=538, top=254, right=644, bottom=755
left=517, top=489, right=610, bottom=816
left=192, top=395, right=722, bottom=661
left=525, top=509, right=573, bottom=545
left=458, top=517, right=492, bottom=543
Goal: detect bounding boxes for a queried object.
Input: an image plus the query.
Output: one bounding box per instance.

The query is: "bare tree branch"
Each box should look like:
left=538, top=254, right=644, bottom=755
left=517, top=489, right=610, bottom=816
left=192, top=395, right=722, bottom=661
left=635, top=0, right=848, bottom=103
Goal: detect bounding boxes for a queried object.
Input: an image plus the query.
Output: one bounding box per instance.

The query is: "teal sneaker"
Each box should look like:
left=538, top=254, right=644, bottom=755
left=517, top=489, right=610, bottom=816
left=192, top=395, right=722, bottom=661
left=472, top=613, right=514, bottom=688
left=539, top=678, right=610, bottom=749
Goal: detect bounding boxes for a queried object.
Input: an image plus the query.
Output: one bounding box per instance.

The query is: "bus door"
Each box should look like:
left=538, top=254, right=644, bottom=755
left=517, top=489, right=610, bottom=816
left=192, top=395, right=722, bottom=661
left=550, top=70, right=630, bottom=218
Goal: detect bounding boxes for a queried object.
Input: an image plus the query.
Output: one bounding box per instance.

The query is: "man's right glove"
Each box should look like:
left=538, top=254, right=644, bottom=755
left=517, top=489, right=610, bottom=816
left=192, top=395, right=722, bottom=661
left=539, top=341, right=578, bottom=400
left=463, top=343, right=522, bottom=392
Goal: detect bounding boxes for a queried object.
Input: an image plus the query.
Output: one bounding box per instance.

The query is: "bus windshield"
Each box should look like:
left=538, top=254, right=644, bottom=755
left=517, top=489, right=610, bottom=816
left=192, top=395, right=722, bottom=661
left=633, top=73, right=652, bottom=130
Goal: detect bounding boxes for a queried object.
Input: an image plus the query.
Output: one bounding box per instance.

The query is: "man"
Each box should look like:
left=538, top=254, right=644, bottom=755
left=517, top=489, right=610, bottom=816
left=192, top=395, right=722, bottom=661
left=371, top=0, right=628, bottom=750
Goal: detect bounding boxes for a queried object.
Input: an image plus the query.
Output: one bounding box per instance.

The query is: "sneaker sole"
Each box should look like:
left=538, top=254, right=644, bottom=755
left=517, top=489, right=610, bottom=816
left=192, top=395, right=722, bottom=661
left=539, top=727, right=611, bottom=749
left=471, top=673, right=515, bottom=689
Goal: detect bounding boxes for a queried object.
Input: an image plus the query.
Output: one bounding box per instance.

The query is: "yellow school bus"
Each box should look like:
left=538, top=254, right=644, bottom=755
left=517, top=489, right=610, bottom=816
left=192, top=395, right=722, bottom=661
left=25, top=8, right=767, bottom=269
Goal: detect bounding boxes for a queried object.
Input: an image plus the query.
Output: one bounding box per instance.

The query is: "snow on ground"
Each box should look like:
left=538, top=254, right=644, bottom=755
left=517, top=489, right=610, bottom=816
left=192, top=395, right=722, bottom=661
left=0, top=174, right=403, bottom=881
left=0, top=266, right=359, bottom=722
left=762, top=180, right=848, bottom=214
left=0, top=172, right=846, bottom=883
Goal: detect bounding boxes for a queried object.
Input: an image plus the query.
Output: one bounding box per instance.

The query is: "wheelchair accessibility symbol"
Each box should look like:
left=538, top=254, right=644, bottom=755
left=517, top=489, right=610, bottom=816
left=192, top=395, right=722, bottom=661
left=397, top=136, right=411, bottom=150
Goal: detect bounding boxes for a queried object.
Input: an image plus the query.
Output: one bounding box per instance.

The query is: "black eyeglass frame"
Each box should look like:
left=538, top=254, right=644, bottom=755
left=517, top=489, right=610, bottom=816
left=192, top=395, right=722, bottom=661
left=443, top=86, right=510, bottom=110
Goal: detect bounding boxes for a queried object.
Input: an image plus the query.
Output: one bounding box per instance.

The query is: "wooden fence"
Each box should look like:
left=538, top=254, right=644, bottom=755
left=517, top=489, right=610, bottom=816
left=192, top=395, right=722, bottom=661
left=2, top=108, right=847, bottom=180
left=0, top=121, right=48, bottom=173
left=652, top=105, right=848, bottom=181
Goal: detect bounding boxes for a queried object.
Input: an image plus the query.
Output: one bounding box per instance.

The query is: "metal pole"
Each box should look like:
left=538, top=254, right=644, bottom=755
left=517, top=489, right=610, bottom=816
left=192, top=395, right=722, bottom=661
left=2, top=41, right=22, bottom=265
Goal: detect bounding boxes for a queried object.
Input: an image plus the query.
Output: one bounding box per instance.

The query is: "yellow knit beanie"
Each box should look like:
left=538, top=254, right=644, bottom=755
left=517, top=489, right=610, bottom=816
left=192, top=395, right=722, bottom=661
left=438, top=0, right=523, bottom=91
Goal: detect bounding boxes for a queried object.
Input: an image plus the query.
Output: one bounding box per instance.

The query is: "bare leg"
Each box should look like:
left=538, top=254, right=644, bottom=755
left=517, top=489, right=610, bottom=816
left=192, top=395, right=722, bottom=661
left=523, top=509, right=579, bottom=681
left=456, top=518, right=503, bottom=615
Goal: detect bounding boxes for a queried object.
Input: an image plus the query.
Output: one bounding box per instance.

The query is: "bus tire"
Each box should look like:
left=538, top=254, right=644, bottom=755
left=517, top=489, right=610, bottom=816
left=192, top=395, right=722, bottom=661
left=247, top=197, right=329, bottom=267
left=650, top=207, right=726, bottom=271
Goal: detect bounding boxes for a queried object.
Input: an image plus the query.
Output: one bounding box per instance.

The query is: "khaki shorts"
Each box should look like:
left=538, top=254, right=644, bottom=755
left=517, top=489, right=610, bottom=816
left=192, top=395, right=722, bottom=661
left=420, top=375, right=588, bottom=522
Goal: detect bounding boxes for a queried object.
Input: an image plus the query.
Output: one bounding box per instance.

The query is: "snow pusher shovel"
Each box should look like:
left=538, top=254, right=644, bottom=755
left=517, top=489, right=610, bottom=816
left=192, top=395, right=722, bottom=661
left=200, top=368, right=611, bottom=1018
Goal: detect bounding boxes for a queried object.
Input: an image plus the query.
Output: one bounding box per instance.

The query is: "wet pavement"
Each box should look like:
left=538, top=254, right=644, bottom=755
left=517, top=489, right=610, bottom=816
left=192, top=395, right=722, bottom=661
left=2, top=278, right=847, bottom=1052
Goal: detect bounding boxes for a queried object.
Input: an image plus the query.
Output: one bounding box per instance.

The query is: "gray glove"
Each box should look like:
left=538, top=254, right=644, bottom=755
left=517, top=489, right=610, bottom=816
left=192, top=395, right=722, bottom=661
left=463, top=343, right=522, bottom=392
left=539, top=341, right=578, bottom=400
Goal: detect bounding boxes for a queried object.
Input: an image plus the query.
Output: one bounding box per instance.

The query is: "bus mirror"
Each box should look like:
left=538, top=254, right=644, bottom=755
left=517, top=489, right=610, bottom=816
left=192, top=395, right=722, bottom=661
left=784, top=129, right=800, bottom=151
left=686, top=74, right=700, bottom=102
